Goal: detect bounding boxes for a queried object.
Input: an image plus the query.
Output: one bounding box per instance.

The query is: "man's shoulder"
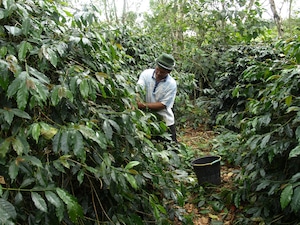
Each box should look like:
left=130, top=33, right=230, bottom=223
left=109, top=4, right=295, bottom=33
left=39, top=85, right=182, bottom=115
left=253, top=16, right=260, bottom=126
left=141, top=68, right=155, bottom=76
left=167, top=75, right=177, bottom=86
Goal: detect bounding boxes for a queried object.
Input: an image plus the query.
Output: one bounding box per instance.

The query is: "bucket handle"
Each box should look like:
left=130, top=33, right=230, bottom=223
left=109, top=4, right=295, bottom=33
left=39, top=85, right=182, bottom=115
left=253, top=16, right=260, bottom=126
left=192, top=156, right=221, bottom=167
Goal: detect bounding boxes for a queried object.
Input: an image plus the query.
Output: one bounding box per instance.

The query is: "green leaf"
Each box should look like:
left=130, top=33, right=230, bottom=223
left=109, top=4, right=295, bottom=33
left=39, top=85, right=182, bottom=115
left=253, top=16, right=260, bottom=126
left=56, top=42, right=68, bottom=56
left=77, top=169, right=85, bottom=184
left=18, top=41, right=31, bottom=61
left=108, top=119, right=121, bottom=133
left=69, top=36, right=81, bottom=43
left=103, top=120, right=113, bottom=140
left=12, top=137, right=23, bottom=155
left=0, top=61, right=9, bottom=89
left=0, top=138, right=11, bottom=158
left=53, top=131, right=61, bottom=153
left=45, top=191, right=64, bottom=221
left=23, top=155, right=43, bottom=168
left=0, top=198, right=17, bottom=220
left=81, top=37, right=91, bottom=46
left=60, top=131, right=70, bottom=154
left=79, top=125, right=107, bottom=149
left=11, top=108, right=31, bottom=119
left=20, top=178, right=35, bottom=188
left=31, top=192, right=48, bottom=212
left=125, top=161, right=140, bottom=170
left=0, top=109, right=14, bottom=125
left=291, top=172, right=300, bottom=182
left=59, top=155, right=71, bottom=169
left=8, top=160, right=19, bottom=180
left=14, top=192, right=23, bottom=205
left=53, top=160, right=65, bottom=173
left=124, top=173, right=138, bottom=190
left=22, top=17, right=30, bottom=36
left=34, top=81, right=48, bottom=102
left=285, top=95, right=293, bottom=106
left=56, top=188, right=83, bottom=223
left=4, top=25, right=22, bottom=36
left=72, top=131, right=85, bottom=160
left=31, top=123, right=41, bottom=143
left=17, top=79, right=28, bottom=110
left=296, top=127, right=300, bottom=141
left=28, top=66, right=50, bottom=84
left=280, top=184, right=293, bottom=209
left=45, top=191, right=62, bottom=208
left=7, top=75, right=23, bottom=98
left=0, top=46, right=8, bottom=58
left=287, top=106, right=300, bottom=113
left=51, top=86, right=60, bottom=106
left=260, top=134, right=270, bottom=148
left=289, top=146, right=300, bottom=158
left=42, top=46, right=57, bottom=67
left=79, top=79, right=89, bottom=99
left=291, top=186, right=300, bottom=213
left=0, top=10, right=5, bottom=20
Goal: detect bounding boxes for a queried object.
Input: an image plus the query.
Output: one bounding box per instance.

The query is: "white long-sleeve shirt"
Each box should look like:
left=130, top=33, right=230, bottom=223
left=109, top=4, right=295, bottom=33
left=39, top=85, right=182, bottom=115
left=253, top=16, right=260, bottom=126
left=137, top=69, right=177, bottom=126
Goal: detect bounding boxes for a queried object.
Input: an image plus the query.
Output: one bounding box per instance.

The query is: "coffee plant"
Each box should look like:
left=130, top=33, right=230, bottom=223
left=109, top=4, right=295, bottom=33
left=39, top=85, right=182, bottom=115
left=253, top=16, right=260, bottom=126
left=209, top=38, right=300, bottom=223
left=0, top=0, right=195, bottom=224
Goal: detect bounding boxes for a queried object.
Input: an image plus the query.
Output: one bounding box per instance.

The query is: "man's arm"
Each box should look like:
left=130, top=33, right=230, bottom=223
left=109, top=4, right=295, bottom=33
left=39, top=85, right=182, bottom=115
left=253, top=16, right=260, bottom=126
left=138, top=102, right=165, bottom=111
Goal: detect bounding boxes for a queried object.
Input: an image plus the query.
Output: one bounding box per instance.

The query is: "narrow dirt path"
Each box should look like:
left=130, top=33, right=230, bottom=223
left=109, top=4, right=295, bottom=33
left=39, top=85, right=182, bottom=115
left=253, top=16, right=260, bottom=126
left=177, top=126, right=240, bottom=225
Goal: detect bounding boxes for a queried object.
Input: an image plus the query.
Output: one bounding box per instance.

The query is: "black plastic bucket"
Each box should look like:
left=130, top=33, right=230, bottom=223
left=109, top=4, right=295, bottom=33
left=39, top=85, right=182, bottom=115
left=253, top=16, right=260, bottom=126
left=191, top=155, right=221, bottom=185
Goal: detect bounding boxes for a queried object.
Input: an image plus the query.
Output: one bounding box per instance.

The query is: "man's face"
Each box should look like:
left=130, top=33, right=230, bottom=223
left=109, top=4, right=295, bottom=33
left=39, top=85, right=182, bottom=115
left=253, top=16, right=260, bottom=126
left=155, top=66, right=170, bottom=80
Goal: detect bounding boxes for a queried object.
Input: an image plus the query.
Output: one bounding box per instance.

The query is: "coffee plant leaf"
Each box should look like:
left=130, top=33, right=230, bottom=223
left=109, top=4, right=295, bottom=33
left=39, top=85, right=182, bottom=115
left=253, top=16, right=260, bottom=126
left=125, top=161, right=140, bottom=170
left=124, top=173, right=138, bottom=190
left=11, top=137, right=23, bottom=155
left=289, top=145, right=300, bottom=158
left=291, top=186, right=300, bottom=213
left=0, top=139, right=11, bottom=158
left=280, top=184, right=293, bottom=209
left=0, top=109, right=14, bottom=125
left=31, top=192, right=48, bottom=213
left=0, top=198, right=17, bottom=221
left=45, top=191, right=63, bottom=208
left=56, top=188, right=83, bottom=223
left=8, top=159, right=19, bottom=180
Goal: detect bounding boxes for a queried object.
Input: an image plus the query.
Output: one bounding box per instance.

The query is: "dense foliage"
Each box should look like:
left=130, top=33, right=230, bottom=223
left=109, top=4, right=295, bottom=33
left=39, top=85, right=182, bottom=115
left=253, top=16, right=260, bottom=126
left=0, top=0, right=194, bottom=224
left=201, top=40, right=300, bottom=223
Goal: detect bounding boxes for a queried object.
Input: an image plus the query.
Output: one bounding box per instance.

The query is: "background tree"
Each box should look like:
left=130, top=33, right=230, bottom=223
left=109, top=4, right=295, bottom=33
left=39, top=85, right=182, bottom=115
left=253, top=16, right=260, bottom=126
left=269, top=0, right=284, bottom=37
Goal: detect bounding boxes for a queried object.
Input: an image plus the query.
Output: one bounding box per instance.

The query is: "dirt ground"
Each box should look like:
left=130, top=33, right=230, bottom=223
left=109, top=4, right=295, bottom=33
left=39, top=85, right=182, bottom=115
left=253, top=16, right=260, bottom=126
left=177, top=126, right=239, bottom=225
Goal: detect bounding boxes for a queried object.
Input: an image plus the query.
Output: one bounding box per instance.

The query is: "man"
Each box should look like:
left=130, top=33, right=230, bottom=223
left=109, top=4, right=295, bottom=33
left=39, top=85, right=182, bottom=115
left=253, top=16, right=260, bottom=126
left=137, top=53, right=177, bottom=142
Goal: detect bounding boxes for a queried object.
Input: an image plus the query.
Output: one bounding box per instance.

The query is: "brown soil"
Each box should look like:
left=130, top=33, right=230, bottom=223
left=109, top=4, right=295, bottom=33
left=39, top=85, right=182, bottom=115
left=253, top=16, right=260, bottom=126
left=176, top=126, right=239, bottom=225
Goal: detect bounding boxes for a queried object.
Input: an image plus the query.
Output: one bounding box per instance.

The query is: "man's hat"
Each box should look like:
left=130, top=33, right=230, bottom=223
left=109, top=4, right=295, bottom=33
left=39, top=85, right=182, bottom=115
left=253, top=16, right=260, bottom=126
left=156, top=53, right=175, bottom=70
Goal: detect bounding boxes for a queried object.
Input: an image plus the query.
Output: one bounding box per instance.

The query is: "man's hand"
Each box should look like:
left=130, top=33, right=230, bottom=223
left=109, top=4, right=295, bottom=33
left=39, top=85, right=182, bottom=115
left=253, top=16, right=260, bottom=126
left=137, top=102, right=147, bottom=110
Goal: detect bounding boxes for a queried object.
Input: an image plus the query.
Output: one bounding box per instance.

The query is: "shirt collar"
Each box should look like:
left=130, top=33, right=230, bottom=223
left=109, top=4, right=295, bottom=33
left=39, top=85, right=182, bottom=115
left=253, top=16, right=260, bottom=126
left=152, top=70, right=168, bottom=82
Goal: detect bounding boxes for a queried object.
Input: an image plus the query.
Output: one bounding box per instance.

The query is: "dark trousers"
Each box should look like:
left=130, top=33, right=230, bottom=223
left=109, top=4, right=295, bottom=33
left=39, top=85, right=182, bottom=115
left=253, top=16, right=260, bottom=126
left=151, top=124, right=177, bottom=142
left=168, top=124, right=177, bottom=142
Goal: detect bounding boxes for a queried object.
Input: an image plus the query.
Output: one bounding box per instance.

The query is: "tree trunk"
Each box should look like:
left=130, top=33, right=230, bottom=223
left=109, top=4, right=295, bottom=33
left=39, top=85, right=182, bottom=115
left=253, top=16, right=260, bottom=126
left=269, top=0, right=284, bottom=38
left=103, top=0, right=110, bottom=22
left=121, top=0, right=127, bottom=24
left=288, top=0, right=293, bottom=19
left=112, top=0, right=119, bottom=24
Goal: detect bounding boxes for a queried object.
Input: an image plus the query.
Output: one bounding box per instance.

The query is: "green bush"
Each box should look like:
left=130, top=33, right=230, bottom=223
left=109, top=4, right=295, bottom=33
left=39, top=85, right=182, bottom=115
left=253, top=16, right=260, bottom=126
left=212, top=37, right=300, bottom=223
left=0, top=1, right=194, bottom=224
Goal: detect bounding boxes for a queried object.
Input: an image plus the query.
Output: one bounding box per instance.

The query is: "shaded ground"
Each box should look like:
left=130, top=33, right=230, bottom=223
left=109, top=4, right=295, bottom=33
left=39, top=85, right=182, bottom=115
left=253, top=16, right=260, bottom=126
left=177, top=126, right=240, bottom=225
